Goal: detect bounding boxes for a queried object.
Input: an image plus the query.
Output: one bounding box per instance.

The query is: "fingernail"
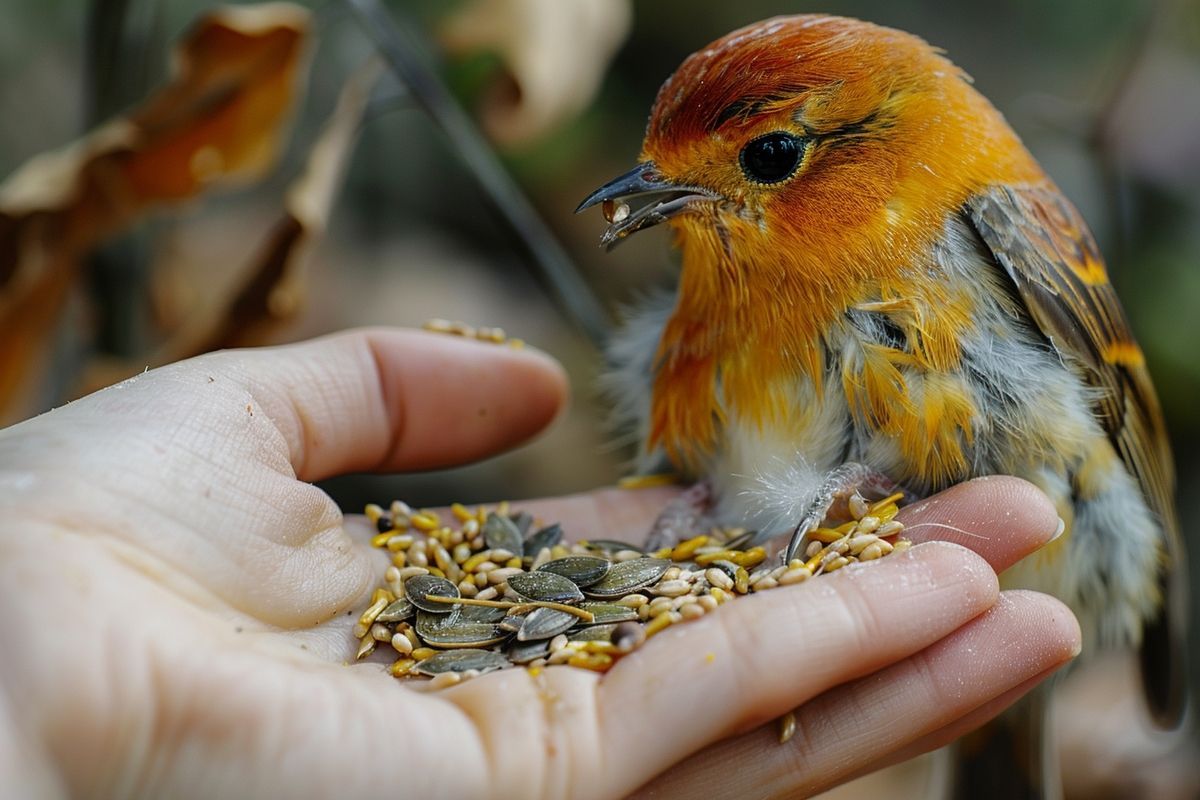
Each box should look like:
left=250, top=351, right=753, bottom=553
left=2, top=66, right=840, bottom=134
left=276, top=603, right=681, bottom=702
left=1048, top=517, right=1066, bottom=544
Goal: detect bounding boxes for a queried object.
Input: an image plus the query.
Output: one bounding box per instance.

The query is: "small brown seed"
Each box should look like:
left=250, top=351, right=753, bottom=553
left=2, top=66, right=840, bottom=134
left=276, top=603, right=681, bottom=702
left=779, top=711, right=797, bottom=744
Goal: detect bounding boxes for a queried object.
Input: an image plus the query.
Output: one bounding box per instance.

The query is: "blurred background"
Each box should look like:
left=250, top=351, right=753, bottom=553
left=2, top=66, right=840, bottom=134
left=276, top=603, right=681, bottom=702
left=2, top=0, right=1199, bottom=796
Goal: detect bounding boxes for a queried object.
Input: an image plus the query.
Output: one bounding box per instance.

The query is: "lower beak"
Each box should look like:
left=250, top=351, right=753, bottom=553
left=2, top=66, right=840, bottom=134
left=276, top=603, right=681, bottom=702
left=576, top=161, right=718, bottom=250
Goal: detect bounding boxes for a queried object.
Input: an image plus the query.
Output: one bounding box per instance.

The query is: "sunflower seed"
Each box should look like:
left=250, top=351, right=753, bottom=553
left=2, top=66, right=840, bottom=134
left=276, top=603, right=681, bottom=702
left=523, top=523, right=563, bottom=557
left=507, top=571, right=585, bottom=604
left=582, top=539, right=644, bottom=555
left=537, top=555, right=611, bottom=587
left=483, top=513, right=524, bottom=555
left=498, top=612, right=527, bottom=633
left=508, top=638, right=552, bottom=664
left=722, top=529, right=759, bottom=551
left=516, top=607, right=578, bottom=641
left=568, top=623, right=617, bottom=642
left=584, top=558, right=671, bottom=597
left=405, top=575, right=460, bottom=612
left=376, top=597, right=415, bottom=623
left=509, top=511, right=534, bottom=537
left=415, top=649, right=511, bottom=676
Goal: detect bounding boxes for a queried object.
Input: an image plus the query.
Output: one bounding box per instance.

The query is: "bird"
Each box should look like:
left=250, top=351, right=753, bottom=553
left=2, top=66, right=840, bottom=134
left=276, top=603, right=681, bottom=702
left=577, top=14, right=1187, bottom=798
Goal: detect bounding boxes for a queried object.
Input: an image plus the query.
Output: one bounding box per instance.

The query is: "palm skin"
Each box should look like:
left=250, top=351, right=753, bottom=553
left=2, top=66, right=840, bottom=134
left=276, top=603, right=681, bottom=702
left=0, top=328, right=1078, bottom=798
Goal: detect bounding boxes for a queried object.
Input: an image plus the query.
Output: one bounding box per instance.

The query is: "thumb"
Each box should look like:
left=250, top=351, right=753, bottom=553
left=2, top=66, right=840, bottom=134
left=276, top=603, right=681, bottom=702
left=164, top=326, right=570, bottom=481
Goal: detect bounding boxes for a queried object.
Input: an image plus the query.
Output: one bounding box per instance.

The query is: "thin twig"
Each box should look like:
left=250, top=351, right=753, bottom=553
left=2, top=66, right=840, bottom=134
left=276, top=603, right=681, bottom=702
left=343, top=0, right=611, bottom=346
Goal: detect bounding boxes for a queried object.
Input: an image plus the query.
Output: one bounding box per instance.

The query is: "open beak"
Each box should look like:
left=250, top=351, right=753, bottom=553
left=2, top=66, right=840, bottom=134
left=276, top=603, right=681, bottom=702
left=576, top=161, right=718, bottom=250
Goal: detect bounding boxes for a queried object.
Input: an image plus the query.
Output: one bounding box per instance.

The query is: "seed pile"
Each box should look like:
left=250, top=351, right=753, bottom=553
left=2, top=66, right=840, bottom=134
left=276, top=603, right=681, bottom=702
left=354, top=494, right=910, bottom=688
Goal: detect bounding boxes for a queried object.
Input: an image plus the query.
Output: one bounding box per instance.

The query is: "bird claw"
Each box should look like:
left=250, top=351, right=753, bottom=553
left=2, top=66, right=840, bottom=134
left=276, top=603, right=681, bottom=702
left=782, top=464, right=906, bottom=563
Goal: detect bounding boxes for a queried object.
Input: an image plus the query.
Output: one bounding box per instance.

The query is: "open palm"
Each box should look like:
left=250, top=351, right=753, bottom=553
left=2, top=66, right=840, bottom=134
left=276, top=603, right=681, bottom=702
left=0, top=329, right=1078, bottom=799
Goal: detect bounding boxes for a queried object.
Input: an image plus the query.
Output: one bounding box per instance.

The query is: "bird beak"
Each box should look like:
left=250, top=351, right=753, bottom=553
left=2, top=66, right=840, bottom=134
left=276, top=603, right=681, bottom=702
left=576, top=161, right=718, bottom=250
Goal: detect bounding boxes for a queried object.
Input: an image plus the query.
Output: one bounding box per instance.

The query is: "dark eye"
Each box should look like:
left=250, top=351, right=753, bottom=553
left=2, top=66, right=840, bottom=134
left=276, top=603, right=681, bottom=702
left=739, top=132, right=804, bottom=184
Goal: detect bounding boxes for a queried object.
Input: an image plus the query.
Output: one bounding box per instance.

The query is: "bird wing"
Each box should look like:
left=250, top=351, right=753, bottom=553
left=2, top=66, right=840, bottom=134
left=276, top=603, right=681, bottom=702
left=966, top=182, right=1187, bottom=726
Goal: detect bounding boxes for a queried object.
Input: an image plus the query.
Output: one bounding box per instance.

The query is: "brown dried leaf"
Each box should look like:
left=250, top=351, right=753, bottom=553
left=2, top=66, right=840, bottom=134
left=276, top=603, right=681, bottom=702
left=0, top=2, right=311, bottom=421
left=154, top=57, right=380, bottom=360
left=440, top=0, right=631, bottom=146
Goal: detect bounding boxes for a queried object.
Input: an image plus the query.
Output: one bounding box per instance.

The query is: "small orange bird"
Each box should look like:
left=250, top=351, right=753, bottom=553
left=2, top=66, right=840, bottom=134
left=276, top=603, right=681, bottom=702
left=579, top=14, right=1187, bottom=796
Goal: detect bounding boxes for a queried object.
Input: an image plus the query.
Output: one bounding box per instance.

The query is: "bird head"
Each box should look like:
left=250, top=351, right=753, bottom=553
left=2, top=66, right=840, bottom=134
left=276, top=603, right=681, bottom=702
left=579, top=15, right=1040, bottom=296
left=578, top=15, right=1046, bottom=465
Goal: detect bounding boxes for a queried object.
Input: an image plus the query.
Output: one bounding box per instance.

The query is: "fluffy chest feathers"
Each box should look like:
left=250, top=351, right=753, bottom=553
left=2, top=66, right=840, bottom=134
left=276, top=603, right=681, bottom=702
left=615, top=216, right=1105, bottom=529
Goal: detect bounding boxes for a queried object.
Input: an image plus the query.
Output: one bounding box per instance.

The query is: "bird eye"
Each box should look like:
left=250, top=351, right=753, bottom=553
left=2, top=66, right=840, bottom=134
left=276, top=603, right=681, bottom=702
left=739, top=132, right=805, bottom=184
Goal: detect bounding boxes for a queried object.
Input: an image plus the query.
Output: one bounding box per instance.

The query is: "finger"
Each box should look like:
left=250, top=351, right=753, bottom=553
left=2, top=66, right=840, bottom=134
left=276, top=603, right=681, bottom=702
left=896, top=476, right=1060, bottom=572
left=640, top=590, right=1079, bottom=798
left=192, top=327, right=569, bottom=481
left=432, top=542, right=998, bottom=799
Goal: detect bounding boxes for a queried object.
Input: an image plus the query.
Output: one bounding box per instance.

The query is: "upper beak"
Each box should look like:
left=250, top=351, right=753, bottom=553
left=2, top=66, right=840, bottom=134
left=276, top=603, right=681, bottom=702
left=576, top=161, right=718, bottom=250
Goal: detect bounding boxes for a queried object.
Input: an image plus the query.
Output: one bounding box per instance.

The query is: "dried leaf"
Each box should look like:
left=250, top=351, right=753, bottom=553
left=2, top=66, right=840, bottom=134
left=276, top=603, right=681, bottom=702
left=0, top=3, right=312, bottom=420
left=439, top=0, right=631, bottom=146
left=152, top=57, right=380, bottom=362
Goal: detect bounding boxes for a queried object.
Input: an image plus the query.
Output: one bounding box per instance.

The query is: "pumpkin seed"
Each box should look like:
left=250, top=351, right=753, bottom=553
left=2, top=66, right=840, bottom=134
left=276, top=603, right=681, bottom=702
left=415, top=609, right=462, bottom=638
left=584, top=558, right=671, bottom=597
left=415, top=649, right=511, bottom=676
left=405, top=575, right=460, bottom=612
left=507, top=571, right=585, bottom=604
left=419, top=620, right=511, bottom=649
left=483, top=513, right=523, bottom=554
left=523, top=523, right=563, bottom=557
left=537, top=555, right=610, bottom=587
left=458, top=603, right=508, bottom=624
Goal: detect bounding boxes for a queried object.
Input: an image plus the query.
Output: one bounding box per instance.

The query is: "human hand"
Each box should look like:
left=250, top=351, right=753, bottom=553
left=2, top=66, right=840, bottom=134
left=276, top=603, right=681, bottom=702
left=0, top=329, right=1079, bottom=799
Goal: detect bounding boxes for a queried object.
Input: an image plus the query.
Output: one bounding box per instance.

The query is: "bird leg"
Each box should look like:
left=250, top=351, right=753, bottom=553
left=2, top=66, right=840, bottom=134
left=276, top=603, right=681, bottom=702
left=644, top=480, right=713, bottom=552
left=782, top=463, right=909, bottom=563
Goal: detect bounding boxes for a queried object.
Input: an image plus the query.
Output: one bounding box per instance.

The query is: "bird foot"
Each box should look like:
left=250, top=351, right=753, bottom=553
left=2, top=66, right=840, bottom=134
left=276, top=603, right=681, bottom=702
left=644, top=480, right=713, bottom=552
left=781, top=463, right=908, bottom=563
